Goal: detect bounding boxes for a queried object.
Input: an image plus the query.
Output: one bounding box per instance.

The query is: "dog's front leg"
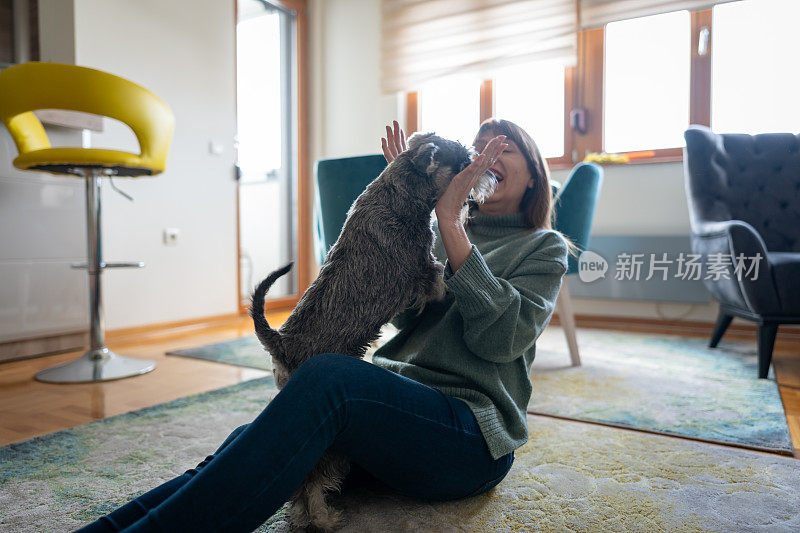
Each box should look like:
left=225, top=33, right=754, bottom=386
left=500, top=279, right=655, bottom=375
left=408, top=257, right=447, bottom=315
left=427, top=259, right=447, bottom=302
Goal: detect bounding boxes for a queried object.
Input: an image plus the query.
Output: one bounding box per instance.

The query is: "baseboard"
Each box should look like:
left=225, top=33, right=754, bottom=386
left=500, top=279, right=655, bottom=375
left=0, top=330, right=90, bottom=363
left=106, top=313, right=245, bottom=344
left=237, top=295, right=299, bottom=316
left=550, top=313, right=800, bottom=344
left=0, top=304, right=297, bottom=362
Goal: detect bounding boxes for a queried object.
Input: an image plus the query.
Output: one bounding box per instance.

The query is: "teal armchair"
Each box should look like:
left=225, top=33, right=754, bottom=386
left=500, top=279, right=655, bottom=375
left=314, top=154, right=387, bottom=265
left=551, top=162, right=604, bottom=366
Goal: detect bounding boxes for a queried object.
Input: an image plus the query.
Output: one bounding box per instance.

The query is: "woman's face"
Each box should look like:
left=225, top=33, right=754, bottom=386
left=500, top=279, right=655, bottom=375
left=473, top=131, right=534, bottom=215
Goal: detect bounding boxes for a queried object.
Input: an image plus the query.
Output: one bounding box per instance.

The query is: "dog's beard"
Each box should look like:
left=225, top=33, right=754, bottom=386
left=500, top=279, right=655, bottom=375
left=469, top=170, right=497, bottom=204
left=458, top=170, right=498, bottom=224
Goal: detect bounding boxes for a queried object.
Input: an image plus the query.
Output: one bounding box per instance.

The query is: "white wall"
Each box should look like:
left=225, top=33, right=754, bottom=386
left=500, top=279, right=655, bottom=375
left=71, top=0, right=238, bottom=328
left=309, top=0, right=397, bottom=161
left=69, top=0, right=238, bottom=328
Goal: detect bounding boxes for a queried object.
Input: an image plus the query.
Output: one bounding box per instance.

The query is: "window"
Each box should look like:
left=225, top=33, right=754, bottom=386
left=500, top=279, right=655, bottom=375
left=418, top=75, right=481, bottom=146
left=405, top=0, right=795, bottom=168
left=711, top=0, right=800, bottom=134
left=604, top=11, right=690, bottom=153
left=494, top=61, right=566, bottom=159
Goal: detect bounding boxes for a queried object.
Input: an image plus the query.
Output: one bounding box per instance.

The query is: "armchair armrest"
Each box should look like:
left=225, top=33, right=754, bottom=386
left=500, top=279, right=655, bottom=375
left=692, top=219, right=780, bottom=314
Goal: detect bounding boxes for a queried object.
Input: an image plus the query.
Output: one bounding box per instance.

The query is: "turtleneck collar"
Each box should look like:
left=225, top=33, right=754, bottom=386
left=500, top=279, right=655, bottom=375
left=466, top=209, right=531, bottom=237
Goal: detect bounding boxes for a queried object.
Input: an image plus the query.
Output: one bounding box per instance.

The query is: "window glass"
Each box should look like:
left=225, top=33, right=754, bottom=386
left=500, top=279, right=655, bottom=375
left=418, top=75, right=481, bottom=146
left=604, top=10, right=690, bottom=153
left=494, top=61, right=565, bottom=159
left=712, top=0, right=800, bottom=134
left=236, top=10, right=282, bottom=177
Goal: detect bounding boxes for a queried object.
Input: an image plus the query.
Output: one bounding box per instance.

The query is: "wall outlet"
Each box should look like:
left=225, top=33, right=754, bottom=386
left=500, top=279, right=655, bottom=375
left=163, top=228, right=180, bottom=246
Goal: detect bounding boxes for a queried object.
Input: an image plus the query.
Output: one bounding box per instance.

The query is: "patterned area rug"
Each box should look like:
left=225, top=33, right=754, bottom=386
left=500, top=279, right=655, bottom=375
left=165, top=326, right=792, bottom=454
left=2, top=376, right=799, bottom=532
left=531, top=326, right=792, bottom=454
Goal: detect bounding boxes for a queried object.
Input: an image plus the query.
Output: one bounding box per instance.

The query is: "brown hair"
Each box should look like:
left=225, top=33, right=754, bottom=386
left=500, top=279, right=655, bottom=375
left=466, top=117, right=580, bottom=259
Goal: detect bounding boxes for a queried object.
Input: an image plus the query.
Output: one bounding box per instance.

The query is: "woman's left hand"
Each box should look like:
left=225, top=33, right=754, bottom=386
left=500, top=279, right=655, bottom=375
left=434, top=135, right=508, bottom=225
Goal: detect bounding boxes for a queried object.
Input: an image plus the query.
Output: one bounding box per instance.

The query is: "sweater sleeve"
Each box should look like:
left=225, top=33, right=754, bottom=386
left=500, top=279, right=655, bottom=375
left=443, top=232, right=568, bottom=364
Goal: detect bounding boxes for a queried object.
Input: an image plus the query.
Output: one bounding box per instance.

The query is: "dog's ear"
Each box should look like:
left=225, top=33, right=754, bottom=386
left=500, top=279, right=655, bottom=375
left=412, top=142, right=439, bottom=175
left=407, top=131, right=436, bottom=150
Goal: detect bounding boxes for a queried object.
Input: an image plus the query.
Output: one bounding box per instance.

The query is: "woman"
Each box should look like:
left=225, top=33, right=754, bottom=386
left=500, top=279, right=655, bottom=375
left=76, top=118, right=570, bottom=532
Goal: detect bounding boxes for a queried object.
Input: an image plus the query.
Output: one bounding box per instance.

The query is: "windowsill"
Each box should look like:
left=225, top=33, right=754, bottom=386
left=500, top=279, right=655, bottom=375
left=548, top=154, right=683, bottom=170
left=595, top=154, right=684, bottom=166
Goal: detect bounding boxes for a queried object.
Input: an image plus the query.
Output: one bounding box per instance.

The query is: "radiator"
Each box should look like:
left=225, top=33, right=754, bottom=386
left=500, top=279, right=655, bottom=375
left=565, top=235, right=711, bottom=304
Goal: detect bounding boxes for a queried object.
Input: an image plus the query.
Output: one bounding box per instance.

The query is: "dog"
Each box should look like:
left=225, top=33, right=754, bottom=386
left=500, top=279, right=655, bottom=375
left=249, top=132, right=496, bottom=532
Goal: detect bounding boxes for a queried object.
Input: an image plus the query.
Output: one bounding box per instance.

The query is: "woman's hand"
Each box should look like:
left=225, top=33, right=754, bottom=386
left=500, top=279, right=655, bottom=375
left=381, top=120, right=407, bottom=163
left=434, top=135, right=507, bottom=225
left=434, top=135, right=507, bottom=273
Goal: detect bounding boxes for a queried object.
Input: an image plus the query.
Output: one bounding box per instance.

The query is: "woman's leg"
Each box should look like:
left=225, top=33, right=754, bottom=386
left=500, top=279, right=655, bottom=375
left=77, top=353, right=514, bottom=533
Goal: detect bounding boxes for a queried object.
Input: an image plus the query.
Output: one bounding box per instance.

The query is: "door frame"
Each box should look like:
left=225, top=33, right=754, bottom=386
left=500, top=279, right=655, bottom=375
left=234, top=0, right=309, bottom=314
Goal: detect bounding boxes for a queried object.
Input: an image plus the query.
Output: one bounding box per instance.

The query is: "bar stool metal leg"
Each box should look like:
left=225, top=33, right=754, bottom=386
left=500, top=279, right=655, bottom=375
left=35, top=169, right=156, bottom=383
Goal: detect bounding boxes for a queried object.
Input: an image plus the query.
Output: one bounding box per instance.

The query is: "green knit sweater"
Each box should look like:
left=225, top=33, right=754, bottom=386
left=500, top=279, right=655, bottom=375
left=372, top=210, right=568, bottom=460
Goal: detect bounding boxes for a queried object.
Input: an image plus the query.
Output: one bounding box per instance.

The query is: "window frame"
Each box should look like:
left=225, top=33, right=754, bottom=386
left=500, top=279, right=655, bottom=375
left=404, top=8, right=714, bottom=170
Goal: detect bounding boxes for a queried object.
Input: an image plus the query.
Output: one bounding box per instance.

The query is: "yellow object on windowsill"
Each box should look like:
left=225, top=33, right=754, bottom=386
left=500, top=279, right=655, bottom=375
left=583, top=150, right=655, bottom=164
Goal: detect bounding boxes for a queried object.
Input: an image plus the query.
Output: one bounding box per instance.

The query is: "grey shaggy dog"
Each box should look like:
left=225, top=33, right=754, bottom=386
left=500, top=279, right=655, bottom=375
left=249, top=132, right=496, bottom=532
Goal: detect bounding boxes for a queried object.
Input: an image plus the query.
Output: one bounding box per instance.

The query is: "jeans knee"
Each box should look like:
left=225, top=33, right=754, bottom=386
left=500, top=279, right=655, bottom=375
left=232, top=424, right=249, bottom=437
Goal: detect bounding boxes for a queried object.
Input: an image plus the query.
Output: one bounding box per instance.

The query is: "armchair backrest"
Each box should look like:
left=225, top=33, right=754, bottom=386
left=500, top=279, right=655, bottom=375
left=314, top=154, right=388, bottom=264
left=684, top=124, right=800, bottom=253
left=552, top=162, right=604, bottom=275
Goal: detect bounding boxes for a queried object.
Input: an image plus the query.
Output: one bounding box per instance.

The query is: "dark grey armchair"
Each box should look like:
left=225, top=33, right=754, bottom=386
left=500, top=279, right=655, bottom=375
left=683, top=124, right=800, bottom=379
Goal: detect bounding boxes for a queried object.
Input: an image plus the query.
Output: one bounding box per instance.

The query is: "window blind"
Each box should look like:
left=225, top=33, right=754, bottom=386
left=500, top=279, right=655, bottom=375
left=579, top=0, right=740, bottom=29
left=381, top=0, right=577, bottom=94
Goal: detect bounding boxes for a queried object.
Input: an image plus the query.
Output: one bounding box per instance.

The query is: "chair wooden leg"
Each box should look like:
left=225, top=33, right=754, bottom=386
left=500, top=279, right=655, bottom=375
left=555, top=283, right=581, bottom=366
left=757, top=322, right=778, bottom=379
left=709, top=311, right=733, bottom=348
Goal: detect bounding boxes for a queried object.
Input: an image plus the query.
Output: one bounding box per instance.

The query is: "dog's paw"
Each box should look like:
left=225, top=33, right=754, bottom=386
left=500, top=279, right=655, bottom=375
left=308, top=506, right=344, bottom=533
left=431, top=276, right=447, bottom=301
left=287, top=499, right=312, bottom=530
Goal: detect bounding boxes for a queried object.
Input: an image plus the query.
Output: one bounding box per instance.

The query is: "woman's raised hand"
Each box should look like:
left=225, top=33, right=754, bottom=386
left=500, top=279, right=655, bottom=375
left=381, top=120, right=407, bottom=163
left=434, top=135, right=508, bottom=224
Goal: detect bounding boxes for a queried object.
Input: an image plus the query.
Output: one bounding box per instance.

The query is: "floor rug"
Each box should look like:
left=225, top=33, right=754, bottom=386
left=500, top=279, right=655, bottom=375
left=166, top=335, right=272, bottom=370
left=531, top=326, right=793, bottom=455
left=2, top=376, right=799, bottom=532
left=164, top=326, right=793, bottom=455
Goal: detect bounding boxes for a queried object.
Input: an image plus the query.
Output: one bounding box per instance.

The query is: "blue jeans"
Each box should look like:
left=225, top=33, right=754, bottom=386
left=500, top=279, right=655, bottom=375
left=75, top=353, right=514, bottom=532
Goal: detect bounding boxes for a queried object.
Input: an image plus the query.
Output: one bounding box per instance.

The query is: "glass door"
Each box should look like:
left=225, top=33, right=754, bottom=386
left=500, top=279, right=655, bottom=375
left=236, top=0, right=297, bottom=304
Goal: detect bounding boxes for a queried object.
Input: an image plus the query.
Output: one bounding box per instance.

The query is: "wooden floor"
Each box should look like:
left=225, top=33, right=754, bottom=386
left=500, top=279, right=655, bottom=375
left=1, top=311, right=799, bottom=458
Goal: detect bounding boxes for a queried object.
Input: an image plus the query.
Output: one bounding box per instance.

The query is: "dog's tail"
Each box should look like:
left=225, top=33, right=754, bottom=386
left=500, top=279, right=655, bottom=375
left=249, top=262, right=293, bottom=356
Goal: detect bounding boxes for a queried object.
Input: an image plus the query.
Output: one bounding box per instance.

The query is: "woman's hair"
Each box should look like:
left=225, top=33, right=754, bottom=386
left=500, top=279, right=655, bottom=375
left=465, top=117, right=581, bottom=260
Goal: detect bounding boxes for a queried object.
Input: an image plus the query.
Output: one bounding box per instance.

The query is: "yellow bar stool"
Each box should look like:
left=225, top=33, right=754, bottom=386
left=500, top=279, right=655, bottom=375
left=0, top=62, right=175, bottom=383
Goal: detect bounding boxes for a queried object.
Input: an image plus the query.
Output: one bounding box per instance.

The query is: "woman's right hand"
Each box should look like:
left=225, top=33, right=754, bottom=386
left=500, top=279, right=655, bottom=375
left=381, top=120, right=407, bottom=163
